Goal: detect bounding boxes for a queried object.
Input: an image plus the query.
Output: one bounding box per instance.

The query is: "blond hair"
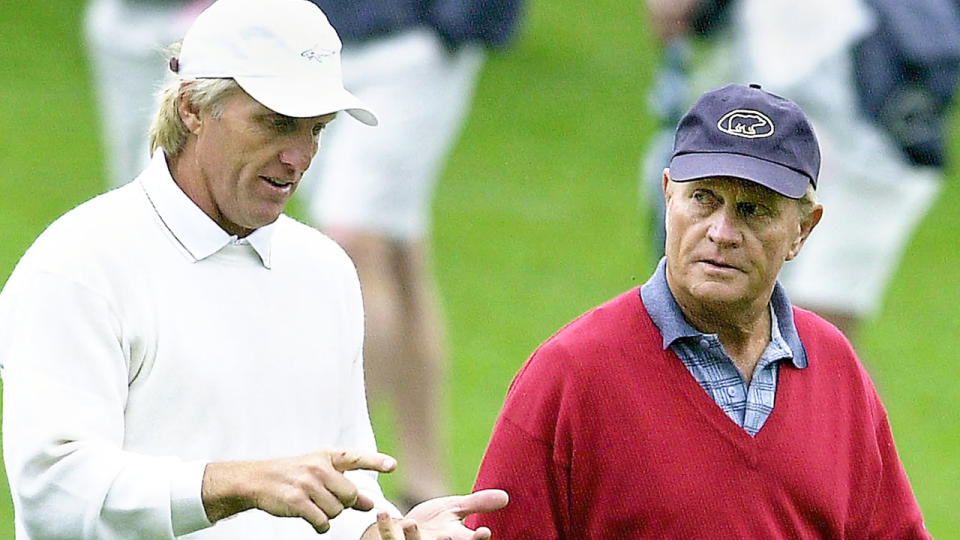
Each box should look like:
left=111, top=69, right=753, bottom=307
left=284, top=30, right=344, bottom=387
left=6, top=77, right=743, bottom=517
left=148, top=42, right=241, bottom=157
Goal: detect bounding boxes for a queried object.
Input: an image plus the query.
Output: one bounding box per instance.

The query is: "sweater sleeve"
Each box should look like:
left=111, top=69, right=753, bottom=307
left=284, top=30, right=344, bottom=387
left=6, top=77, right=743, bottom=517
left=0, top=269, right=211, bottom=539
left=326, top=259, right=401, bottom=536
left=468, top=416, right=568, bottom=538
left=867, top=393, right=931, bottom=539
left=325, top=342, right=401, bottom=535
left=466, top=346, right=572, bottom=539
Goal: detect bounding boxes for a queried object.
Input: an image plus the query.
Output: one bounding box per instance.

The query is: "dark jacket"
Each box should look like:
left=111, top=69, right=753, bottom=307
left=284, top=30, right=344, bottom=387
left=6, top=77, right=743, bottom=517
left=309, top=0, right=525, bottom=49
left=854, top=0, right=960, bottom=166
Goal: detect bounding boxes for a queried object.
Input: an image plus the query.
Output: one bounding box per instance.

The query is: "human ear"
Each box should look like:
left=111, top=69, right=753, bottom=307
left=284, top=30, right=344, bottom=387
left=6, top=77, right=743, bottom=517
left=786, top=204, right=823, bottom=261
left=177, top=83, right=203, bottom=134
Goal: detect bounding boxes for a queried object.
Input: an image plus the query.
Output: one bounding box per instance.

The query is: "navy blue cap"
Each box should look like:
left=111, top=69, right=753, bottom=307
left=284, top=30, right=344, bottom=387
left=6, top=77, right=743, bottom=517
left=668, top=83, right=821, bottom=199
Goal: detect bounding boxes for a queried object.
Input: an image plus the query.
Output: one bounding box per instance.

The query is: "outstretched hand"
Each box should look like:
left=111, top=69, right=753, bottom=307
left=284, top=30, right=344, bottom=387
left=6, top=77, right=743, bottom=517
left=375, top=490, right=509, bottom=540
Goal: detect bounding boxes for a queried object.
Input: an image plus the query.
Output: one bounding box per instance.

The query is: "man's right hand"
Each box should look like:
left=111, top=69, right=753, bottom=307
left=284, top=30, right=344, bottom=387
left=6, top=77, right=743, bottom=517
left=201, top=449, right=398, bottom=533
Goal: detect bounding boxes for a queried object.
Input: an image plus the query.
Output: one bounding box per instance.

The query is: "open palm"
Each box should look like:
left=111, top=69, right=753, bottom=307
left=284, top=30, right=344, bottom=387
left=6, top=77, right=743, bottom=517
left=377, top=490, right=509, bottom=540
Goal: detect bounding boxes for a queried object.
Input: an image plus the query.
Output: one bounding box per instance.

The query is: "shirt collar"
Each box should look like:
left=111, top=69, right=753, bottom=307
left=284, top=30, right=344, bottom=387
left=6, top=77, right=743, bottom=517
left=139, top=152, right=274, bottom=268
left=640, top=257, right=807, bottom=368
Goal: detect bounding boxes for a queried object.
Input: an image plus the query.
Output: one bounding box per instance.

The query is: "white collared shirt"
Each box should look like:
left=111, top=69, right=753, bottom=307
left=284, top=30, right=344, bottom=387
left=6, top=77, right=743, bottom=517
left=0, top=152, right=398, bottom=539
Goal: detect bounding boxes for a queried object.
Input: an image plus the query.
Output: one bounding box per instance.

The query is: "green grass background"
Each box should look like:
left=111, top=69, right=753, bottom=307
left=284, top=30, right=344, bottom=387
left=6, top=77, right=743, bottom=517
left=1, top=2, right=958, bottom=537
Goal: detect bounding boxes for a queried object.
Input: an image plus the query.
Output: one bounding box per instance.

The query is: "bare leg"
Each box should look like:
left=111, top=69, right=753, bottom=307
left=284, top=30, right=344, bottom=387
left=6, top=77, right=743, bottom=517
left=393, top=240, right=450, bottom=503
left=325, top=228, right=451, bottom=506
left=329, top=230, right=403, bottom=398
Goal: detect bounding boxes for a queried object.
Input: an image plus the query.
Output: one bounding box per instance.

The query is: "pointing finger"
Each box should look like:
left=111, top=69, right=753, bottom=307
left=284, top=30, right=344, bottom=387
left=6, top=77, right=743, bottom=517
left=330, top=450, right=397, bottom=473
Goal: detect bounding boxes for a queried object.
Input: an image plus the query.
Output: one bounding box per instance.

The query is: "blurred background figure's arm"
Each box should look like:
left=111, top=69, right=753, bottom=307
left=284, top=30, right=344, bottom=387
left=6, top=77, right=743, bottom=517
left=644, top=0, right=700, bottom=43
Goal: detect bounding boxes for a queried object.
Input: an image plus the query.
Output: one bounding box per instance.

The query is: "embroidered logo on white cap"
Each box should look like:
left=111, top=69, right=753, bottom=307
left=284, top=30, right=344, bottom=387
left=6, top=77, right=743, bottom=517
left=176, top=0, right=377, bottom=125
left=300, top=47, right=337, bottom=64
left=717, top=109, right=775, bottom=138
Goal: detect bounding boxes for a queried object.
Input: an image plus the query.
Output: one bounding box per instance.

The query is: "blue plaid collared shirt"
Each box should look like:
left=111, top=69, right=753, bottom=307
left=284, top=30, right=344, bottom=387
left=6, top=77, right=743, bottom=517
left=640, top=259, right=808, bottom=436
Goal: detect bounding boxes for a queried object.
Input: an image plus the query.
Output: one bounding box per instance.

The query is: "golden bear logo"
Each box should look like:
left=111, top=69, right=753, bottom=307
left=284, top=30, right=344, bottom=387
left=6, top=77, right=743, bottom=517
left=717, top=109, right=775, bottom=138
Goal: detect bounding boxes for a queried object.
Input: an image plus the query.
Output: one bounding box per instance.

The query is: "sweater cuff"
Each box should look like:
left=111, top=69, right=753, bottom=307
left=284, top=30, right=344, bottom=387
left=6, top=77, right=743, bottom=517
left=171, top=460, right=213, bottom=536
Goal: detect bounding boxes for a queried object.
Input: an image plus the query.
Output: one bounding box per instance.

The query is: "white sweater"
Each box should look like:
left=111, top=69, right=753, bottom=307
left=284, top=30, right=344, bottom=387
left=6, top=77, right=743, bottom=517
left=0, top=152, right=398, bottom=539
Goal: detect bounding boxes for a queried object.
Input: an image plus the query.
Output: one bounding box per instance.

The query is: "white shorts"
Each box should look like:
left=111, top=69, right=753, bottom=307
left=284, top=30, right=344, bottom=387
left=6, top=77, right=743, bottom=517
left=779, top=137, right=941, bottom=317
left=777, top=51, right=942, bottom=317
left=683, top=17, right=943, bottom=318
left=303, top=28, right=486, bottom=241
left=84, top=0, right=205, bottom=187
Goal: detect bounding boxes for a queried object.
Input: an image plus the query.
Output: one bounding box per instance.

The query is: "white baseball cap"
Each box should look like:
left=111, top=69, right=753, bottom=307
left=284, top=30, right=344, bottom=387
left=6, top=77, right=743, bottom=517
left=176, top=0, right=377, bottom=125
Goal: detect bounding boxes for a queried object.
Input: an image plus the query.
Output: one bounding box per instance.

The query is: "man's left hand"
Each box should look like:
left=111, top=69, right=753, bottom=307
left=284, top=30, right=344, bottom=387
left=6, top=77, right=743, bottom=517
left=373, top=489, right=509, bottom=540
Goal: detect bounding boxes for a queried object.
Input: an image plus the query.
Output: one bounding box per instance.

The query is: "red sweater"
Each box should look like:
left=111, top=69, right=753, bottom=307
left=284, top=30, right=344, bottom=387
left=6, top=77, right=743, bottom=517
left=468, top=289, right=928, bottom=539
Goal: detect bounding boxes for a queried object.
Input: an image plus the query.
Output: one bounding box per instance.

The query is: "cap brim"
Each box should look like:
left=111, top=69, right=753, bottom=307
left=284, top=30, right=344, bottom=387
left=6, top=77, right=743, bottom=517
left=235, top=76, right=378, bottom=126
left=669, top=152, right=811, bottom=199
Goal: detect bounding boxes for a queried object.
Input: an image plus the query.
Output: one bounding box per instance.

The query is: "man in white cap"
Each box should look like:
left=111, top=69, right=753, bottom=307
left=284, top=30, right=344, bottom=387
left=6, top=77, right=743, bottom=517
left=0, top=0, right=505, bottom=538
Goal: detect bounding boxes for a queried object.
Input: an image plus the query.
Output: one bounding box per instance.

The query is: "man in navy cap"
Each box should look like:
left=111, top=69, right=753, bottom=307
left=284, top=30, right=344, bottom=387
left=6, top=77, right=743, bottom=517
left=466, top=83, right=930, bottom=538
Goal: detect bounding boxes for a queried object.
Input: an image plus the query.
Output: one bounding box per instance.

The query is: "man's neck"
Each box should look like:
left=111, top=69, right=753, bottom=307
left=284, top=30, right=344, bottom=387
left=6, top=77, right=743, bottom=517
left=166, top=147, right=205, bottom=211
left=165, top=147, right=253, bottom=238
left=673, top=291, right=772, bottom=385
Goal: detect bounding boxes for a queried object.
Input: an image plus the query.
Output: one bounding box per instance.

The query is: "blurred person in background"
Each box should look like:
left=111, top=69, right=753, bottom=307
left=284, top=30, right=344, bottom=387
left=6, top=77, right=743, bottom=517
left=468, top=83, right=930, bottom=538
left=4, top=1, right=507, bottom=537
left=305, top=0, right=525, bottom=509
left=84, top=0, right=213, bottom=189
left=85, top=0, right=526, bottom=509
left=641, top=0, right=960, bottom=342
